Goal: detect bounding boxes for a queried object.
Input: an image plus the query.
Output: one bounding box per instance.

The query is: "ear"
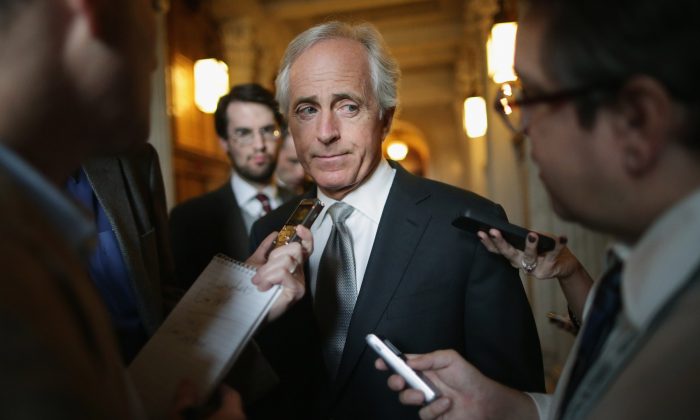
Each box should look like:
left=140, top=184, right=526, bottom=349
left=613, top=76, right=675, bottom=177
left=380, top=107, right=396, bottom=141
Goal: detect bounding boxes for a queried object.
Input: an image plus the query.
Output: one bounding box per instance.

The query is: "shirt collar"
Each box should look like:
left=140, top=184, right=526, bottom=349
left=621, top=188, right=700, bottom=329
left=230, top=172, right=279, bottom=205
left=0, top=143, right=95, bottom=258
left=317, top=159, right=395, bottom=224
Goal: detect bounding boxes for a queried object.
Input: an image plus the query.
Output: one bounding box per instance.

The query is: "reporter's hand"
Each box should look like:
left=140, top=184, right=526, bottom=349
left=170, top=381, right=246, bottom=420
left=375, top=350, right=488, bottom=420
left=477, top=229, right=579, bottom=280
left=375, top=350, right=537, bottom=420
left=246, top=225, right=313, bottom=322
left=478, top=229, right=593, bottom=318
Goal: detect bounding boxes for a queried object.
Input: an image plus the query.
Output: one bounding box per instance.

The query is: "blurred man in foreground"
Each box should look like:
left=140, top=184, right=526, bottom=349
left=381, top=0, right=700, bottom=419
left=0, top=0, right=310, bottom=417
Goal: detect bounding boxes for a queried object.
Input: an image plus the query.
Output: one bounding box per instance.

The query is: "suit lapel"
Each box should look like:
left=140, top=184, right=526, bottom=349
left=83, top=157, right=139, bottom=255
left=330, top=165, right=432, bottom=398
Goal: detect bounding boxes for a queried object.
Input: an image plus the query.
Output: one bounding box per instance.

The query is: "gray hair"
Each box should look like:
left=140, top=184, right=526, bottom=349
left=275, top=21, right=400, bottom=118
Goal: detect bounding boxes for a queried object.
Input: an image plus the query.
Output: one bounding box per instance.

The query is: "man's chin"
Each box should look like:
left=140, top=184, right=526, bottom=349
left=238, top=167, right=276, bottom=184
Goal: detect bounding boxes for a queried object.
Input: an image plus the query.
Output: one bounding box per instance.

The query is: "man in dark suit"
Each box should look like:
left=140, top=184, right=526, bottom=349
left=170, top=83, right=295, bottom=289
left=249, top=21, right=544, bottom=419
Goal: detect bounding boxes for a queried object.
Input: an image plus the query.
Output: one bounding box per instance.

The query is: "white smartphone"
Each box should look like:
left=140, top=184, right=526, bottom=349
left=366, top=333, right=441, bottom=404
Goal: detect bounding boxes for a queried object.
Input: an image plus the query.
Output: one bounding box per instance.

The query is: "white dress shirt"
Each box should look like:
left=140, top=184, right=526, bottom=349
left=230, top=172, right=283, bottom=231
left=309, top=159, right=396, bottom=298
left=528, top=187, right=700, bottom=419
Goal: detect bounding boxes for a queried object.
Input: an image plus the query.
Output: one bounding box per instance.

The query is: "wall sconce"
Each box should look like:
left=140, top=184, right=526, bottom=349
left=386, top=140, right=409, bottom=161
left=194, top=59, right=229, bottom=114
left=463, top=96, right=488, bottom=138
left=487, top=21, right=518, bottom=84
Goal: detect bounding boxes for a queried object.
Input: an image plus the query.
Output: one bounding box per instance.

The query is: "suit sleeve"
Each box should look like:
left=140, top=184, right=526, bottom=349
left=462, top=204, right=545, bottom=392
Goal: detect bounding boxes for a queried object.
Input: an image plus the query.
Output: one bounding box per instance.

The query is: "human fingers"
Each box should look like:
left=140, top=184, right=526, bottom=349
left=418, top=397, right=452, bottom=420
left=405, top=350, right=461, bottom=372
left=170, top=380, right=198, bottom=418
left=397, top=388, right=427, bottom=406
left=487, top=229, right=523, bottom=266
left=387, top=373, right=407, bottom=391
left=477, top=231, right=500, bottom=253
left=294, top=225, right=313, bottom=257
left=253, top=250, right=303, bottom=292
left=246, top=232, right=278, bottom=267
left=375, top=357, right=388, bottom=371
left=208, top=386, right=246, bottom=420
left=519, top=233, right=539, bottom=274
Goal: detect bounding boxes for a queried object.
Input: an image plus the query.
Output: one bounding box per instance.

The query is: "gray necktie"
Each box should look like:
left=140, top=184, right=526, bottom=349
left=315, top=202, right=357, bottom=379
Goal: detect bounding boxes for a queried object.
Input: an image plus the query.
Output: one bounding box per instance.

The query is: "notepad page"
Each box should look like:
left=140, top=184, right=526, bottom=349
left=128, top=254, right=281, bottom=419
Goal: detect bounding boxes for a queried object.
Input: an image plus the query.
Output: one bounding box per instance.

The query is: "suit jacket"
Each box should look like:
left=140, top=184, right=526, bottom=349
left=83, top=143, right=175, bottom=337
left=169, top=182, right=250, bottom=290
left=250, top=162, right=544, bottom=419
left=0, top=156, right=138, bottom=418
left=583, top=274, right=700, bottom=419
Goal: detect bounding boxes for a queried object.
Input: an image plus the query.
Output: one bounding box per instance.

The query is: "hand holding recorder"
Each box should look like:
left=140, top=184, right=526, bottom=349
left=247, top=199, right=323, bottom=322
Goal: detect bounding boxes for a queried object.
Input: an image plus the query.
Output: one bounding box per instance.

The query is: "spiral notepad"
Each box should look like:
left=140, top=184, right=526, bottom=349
left=128, top=254, right=282, bottom=418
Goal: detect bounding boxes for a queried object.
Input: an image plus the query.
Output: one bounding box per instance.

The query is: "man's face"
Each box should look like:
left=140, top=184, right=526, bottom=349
left=286, top=38, right=393, bottom=200
left=515, top=15, right=624, bottom=230
left=276, top=135, right=307, bottom=190
left=220, top=101, right=281, bottom=186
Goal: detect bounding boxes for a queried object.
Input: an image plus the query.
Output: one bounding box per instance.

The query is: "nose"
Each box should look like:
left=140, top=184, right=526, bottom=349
left=251, top=129, right=267, bottom=151
left=317, top=111, right=340, bottom=145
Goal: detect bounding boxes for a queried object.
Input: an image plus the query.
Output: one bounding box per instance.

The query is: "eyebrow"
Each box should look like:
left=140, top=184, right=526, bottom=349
left=332, top=93, right=362, bottom=104
left=292, top=96, right=319, bottom=110
left=292, top=93, right=363, bottom=110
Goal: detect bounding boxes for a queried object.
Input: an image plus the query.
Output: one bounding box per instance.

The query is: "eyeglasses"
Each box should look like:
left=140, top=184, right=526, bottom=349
left=229, top=125, right=281, bottom=146
left=494, top=79, right=619, bottom=134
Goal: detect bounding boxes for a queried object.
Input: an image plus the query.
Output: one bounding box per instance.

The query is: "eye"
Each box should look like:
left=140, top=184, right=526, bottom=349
left=233, top=128, right=252, bottom=138
left=295, top=105, right=318, bottom=120
left=262, top=125, right=280, bottom=136
left=338, top=102, right=359, bottom=116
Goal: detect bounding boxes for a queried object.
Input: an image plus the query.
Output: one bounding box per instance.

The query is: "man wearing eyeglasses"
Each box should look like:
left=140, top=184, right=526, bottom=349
left=380, top=0, right=700, bottom=419
left=170, top=83, right=295, bottom=289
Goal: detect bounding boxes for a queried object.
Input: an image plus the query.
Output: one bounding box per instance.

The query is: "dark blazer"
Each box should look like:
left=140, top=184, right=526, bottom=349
left=169, top=182, right=250, bottom=290
left=83, top=143, right=175, bottom=337
left=250, top=162, right=544, bottom=419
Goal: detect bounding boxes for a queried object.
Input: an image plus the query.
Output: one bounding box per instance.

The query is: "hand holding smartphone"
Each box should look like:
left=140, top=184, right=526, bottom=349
left=366, top=334, right=441, bottom=404
left=452, top=208, right=556, bottom=254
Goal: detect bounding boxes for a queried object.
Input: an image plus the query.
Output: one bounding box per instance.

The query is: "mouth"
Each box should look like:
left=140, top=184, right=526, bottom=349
left=314, top=152, right=348, bottom=160
left=250, top=154, right=270, bottom=165
left=312, top=152, right=349, bottom=169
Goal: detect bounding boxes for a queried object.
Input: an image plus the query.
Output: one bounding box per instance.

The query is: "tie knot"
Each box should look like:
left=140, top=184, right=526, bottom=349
left=328, top=202, right=354, bottom=224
